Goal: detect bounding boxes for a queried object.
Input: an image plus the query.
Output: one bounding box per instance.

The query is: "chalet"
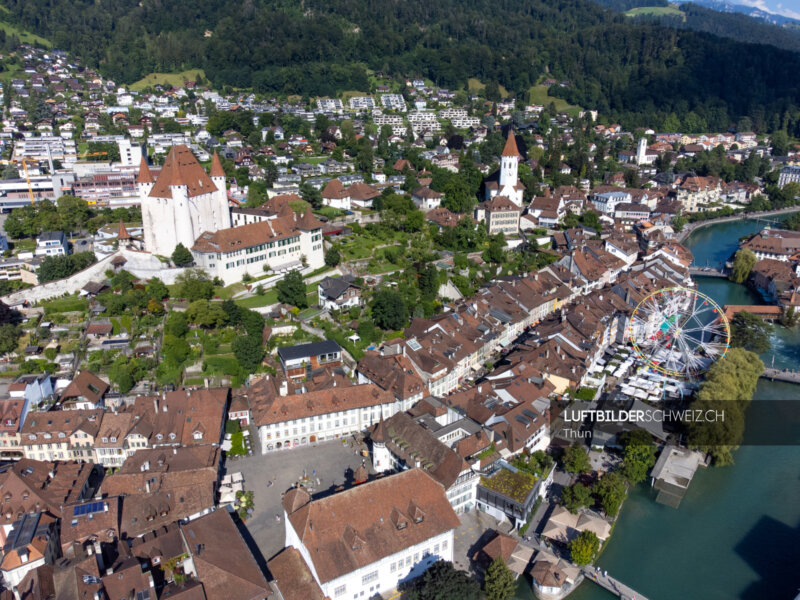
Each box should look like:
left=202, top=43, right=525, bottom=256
left=277, top=340, right=343, bottom=380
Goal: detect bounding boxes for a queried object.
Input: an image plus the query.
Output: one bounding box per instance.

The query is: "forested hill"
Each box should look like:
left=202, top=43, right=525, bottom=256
left=618, top=2, right=800, bottom=54
left=5, top=0, right=800, bottom=133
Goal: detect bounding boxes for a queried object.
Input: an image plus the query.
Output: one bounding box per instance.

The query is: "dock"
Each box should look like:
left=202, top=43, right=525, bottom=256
left=582, top=566, right=651, bottom=600
left=761, top=367, right=800, bottom=385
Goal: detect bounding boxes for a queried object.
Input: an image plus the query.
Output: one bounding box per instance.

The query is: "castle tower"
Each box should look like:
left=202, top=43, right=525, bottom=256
left=136, top=155, right=154, bottom=199
left=371, top=415, right=392, bottom=473
left=499, top=129, right=520, bottom=189
left=210, top=151, right=226, bottom=193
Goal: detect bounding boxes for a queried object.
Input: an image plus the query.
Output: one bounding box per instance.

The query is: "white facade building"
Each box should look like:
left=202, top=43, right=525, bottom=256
left=282, top=469, right=460, bottom=600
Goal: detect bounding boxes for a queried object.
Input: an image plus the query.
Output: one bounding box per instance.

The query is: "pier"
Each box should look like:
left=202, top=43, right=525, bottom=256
left=761, top=367, right=800, bottom=384
left=582, top=566, right=651, bottom=600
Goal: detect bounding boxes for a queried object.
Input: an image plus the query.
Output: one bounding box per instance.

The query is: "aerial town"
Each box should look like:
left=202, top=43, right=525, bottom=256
left=0, top=41, right=796, bottom=600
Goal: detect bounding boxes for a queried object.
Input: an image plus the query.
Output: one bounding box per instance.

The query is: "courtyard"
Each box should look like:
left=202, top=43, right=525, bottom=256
left=227, top=436, right=374, bottom=561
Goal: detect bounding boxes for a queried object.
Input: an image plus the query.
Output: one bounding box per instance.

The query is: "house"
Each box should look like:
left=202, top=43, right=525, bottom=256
left=268, top=547, right=326, bottom=600
left=277, top=340, right=343, bottom=380
left=472, top=531, right=534, bottom=578
left=540, top=505, right=611, bottom=545
left=0, top=397, right=27, bottom=459
left=317, top=275, right=362, bottom=311
left=529, top=550, right=581, bottom=598
left=321, top=179, right=351, bottom=211
left=20, top=410, right=103, bottom=462
left=411, top=187, right=443, bottom=211
left=282, top=468, right=460, bottom=600
left=58, top=370, right=109, bottom=409
left=474, top=195, right=521, bottom=235
left=347, top=182, right=380, bottom=209
left=254, top=384, right=399, bottom=452
left=0, top=512, right=60, bottom=589
left=35, top=231, right=69, bottom=257
left=8, top=374, right=54, bottom=409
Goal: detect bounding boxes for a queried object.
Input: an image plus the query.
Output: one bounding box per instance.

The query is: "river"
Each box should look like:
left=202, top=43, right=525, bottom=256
left=514, top=216, right=800, bottom=600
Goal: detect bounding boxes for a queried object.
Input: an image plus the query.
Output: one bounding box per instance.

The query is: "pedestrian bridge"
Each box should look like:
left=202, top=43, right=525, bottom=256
left=582, top=566, right=650, bottom=600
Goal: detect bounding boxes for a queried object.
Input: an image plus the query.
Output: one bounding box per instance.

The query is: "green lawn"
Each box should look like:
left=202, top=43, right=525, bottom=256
left=528, top=84, right=581, bottom=114
left=42, top=296, right=88, bottom=314
left=130, top=69, right=206, bottom=92
left=235, top=286, right=317, bottom=309
left=11, top=239, right=36, bottom=253
left=624, top=5, right=685, bottom=18
left=467, top=78, right=509, bottom=97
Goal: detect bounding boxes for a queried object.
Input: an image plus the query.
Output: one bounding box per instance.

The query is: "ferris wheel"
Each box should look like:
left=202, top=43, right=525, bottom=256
left=627, top=287, right=730, bottom=379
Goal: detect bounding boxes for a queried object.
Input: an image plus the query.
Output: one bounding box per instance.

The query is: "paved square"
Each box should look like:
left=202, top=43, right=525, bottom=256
left=227, top=436, right=373, bottom=561
left=453, top=510, right=507, bottom=574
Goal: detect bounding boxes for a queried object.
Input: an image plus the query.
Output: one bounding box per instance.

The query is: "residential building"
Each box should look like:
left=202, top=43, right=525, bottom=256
left=278, top=340, right=343, bottom=380
left=476, top=463, right=551, bottom=530
left=475, top=195, right=520, bottom=235
left=35, top=231, right=68, bottom=257
left=318, top=275, right=362, bottom=311
left=412, top=187, right=443, bottom=211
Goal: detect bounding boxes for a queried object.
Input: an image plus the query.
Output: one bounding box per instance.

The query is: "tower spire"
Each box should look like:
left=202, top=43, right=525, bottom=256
left=136, top=155, right=154, bottom=184
left=210, top=151, right=225, bottom=178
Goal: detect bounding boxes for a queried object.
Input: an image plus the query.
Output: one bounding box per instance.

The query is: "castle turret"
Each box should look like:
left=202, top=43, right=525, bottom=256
left=136, top=155, right=154, bottom=199
left=210, top=151, right=226, bottom=193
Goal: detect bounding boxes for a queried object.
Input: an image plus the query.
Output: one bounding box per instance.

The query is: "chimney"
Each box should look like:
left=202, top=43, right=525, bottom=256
left=153, top=397, right=158, bottom=414
left=279, top=380, right=288, bottom=397
left=94, top=540, right=105, bottom=570
left=145, top=479, right=151, bottom=494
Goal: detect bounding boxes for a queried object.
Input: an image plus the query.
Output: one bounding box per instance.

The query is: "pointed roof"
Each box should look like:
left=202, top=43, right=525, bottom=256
left=117, top=220, right=132, bottom=240
left=501, top=130, right=520, bottom=158
left=149, top=145, right=216, bottom=199
left=210, top=151, right=225, bottom=178
left=296, top=206, right=324, bottom=231
left=372, top=414, right=387, bottom=445
left=136, top=155, right=154, bottom=184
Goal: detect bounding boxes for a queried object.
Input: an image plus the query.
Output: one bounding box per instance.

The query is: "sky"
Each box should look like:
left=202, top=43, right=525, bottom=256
left=737, top=0, right=800, bottom=20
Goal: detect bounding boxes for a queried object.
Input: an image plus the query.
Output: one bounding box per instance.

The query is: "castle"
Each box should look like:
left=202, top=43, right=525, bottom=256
left=138, top=146, right=324, bottom=285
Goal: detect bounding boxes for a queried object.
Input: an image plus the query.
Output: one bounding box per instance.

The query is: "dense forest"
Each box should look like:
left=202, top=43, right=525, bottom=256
left=5, top=0, right=800, bottom=133
left=623, top=2, right=800, bottom=54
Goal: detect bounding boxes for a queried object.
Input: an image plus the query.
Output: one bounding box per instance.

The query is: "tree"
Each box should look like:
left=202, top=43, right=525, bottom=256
left=162, top=334, right=190, bottom=366
left=620, top=431, right=656, bottom=484
left=781, top=305, right=800, bottom=327
left=240, top=309, right=265, bottom=338
left=0, top=323, right=21, bottom=354
left=400, top=560, right=481, bottom=600
left=483, top=557, right=516, bottom=600
left=233, top=335, right=264, bottom=372
left=729, top=248, right=756, bottom=283
left=563, top=443, right=591, bottom=474
left=177, top=270, right=215, bottom=301
left=730, top=311, right=772, bottom=354
left=147, top=298, right=165, bottom=315
left=108, top=360, right=134, bottom=393
left=569, top=531, right=600, bottom=566
left=276, top=270, right=308, bottom=308
left=371, top=289, right=408, bottom=330
left=147, top=277, right=169, bottom=301
left=594, top=472, right=627, bottom=517
left=687, top=348, right=764, bottom=465
left=164, top=311, right=189, bottom=337
left=562, top=482, right=592, bottom=513
left=484, top=234, right=506, bottom=264
left=186, top=300, right=228, bottom=328
left=171, top=243, right=194, bottom=267
left=325, top=247, right=341, bottom=267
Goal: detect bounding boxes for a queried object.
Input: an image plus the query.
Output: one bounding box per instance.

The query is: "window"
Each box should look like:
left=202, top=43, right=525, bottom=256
left=405, top=556, right=411, bottom=567
left=334, top=585, right=346, bottom=597
left=390, top=562, right=396, bottom=573
left=361, top=571, right=378, bottom=585
left=434, top=544, right=439, bottom=554
left=442, top=540, right=448, bottom=551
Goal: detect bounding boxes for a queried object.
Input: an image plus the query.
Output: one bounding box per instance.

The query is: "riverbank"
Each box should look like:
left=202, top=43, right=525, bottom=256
left=562, top=214, right=800, bottom=600
left=675, top=206, right=800, bottom=242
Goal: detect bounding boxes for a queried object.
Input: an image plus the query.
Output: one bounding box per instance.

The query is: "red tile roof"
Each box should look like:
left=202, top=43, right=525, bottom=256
left=149, top=145, right=216, bottom=199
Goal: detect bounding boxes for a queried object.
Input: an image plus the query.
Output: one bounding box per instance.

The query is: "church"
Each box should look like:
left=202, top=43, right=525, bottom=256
left=138, top=145, right=324, bottom=285
left=484, top=130, right=525, bottom=207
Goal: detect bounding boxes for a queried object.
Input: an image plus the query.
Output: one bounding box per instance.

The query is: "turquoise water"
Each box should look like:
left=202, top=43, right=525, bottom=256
left=515, top=216, right=800, bottom=600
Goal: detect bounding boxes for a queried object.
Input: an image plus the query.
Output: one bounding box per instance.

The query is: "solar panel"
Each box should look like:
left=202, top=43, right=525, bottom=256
left=73, top=502, right=104, bottom=517
left=522, top=409, right=539, bottom=420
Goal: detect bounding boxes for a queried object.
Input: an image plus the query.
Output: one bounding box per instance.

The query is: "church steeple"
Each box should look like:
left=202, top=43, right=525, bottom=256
left=499, top=129, right=519, bottom=190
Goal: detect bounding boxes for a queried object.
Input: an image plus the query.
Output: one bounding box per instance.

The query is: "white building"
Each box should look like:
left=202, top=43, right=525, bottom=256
left=191, top=203, right=324, bottom=286
left=139, top=147, right=231, bottom=257
left=282, top=468, right=460, bottom=600
left=35, top=231, right=68, bottom=256
left=255, top=384, right=414, bottom=453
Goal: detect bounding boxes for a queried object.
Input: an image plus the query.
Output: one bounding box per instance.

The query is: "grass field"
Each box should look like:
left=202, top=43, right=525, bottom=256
left=624, top=5, right=684, bottom=18
left=130, top=69, right=205, bottom=92
left=339, top=90, right=369, bottom=101
left=467, top=78, right=509, bottom=97
left=0, top=8, right=50, bottom=47
left=528, top=84, right=581, bottom=114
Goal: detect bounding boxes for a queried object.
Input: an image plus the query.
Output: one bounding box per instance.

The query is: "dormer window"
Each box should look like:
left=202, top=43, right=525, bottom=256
left=110, top=437, right=116, bottom=443
left=192, top=430, right=202, bottom=440
left=43, top=433, right=51, bottom=439
left=102, top=437, right=108, bottom=443
left=58, top=432, right=65, bottom=438
left=156, top=434, right=163, bottom=441
left=28, top=434, right=36, bottom=440
left=168, top=433, right=176, bottom=440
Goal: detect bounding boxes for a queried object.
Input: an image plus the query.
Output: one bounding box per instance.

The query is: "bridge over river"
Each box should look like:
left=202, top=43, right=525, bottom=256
left=761, top=367, right=800, bottom=385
